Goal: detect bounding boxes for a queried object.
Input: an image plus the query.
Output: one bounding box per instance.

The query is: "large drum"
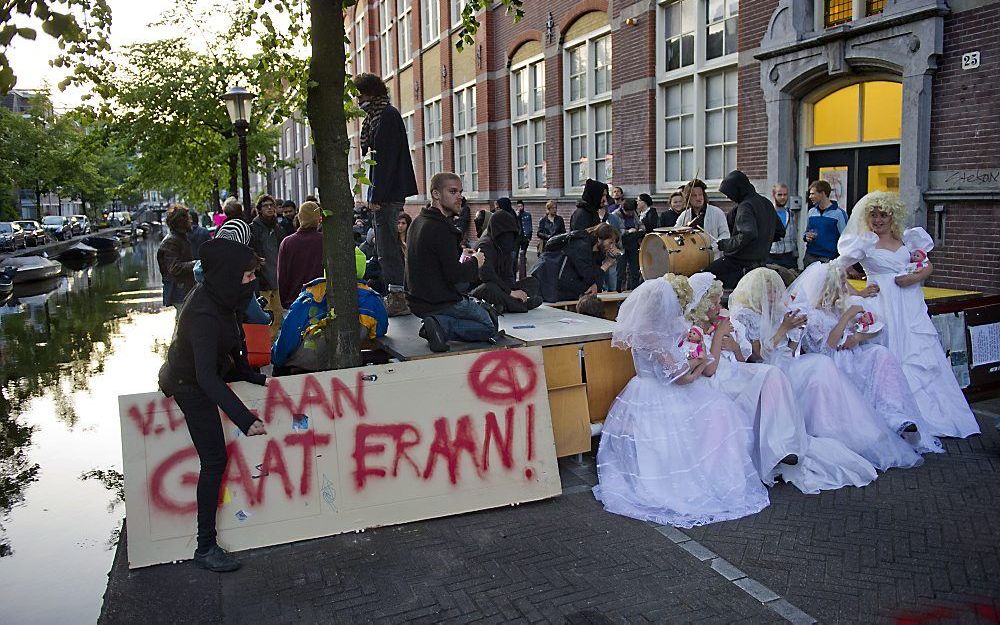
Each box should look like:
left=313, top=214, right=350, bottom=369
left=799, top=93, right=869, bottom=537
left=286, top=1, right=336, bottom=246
left=639, top=228, right=712, bottom=279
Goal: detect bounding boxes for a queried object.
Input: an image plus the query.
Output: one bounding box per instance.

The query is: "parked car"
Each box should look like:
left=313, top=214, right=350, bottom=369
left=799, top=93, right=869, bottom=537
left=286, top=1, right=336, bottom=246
left=70, top=214, right=91, bottom=236
left=14, top=220, right=46, bottom=247
left=41, top=215, right=73, bottom=241
left=0, top=222, right=27, bottom=251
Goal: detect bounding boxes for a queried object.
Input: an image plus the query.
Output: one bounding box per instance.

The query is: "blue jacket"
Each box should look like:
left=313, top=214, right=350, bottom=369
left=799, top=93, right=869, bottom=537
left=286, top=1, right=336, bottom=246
left=271, top=278, right=388, bottom=367
left=805, top=201, right=847, bottom=259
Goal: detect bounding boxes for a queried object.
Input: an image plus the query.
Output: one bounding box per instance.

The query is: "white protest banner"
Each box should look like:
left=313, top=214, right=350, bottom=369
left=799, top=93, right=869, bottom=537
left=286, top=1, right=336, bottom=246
left=119, top=347, right=561, bottom=568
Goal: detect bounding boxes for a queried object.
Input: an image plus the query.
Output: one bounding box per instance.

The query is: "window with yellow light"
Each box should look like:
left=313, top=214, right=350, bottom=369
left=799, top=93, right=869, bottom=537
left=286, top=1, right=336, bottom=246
left=812, top=81, right=901, bottom=146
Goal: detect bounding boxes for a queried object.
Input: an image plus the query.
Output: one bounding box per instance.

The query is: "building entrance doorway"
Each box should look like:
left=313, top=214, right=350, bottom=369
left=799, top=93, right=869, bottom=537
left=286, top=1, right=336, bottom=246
left=806, top=145, right=899, bottom=212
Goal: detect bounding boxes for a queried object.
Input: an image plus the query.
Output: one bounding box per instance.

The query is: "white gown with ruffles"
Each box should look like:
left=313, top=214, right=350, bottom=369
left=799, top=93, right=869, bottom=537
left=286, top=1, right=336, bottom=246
left=594, top=349, right=770, bottom=528
left=704, top=318, right=878, bottom=493
left=838, top=228, right=979, bottom=438
left=798, top=309, right=926, bottom=470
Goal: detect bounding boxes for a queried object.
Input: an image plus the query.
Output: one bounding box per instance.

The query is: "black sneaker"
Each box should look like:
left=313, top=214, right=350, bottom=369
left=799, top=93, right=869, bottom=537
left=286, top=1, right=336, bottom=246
left=900, top=421, right=918, bottom=434
left=422, top=317, right=449, bottom=352
left=489, top=329, right=508, bottom=345
left=193, top=545, right=241, bottom=573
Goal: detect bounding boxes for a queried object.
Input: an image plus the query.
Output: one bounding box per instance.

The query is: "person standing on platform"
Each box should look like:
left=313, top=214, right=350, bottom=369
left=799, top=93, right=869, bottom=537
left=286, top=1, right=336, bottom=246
left=249, top=195, right=288, bottom=337
left=515, top=200, right=533, bottom=280
left=676, top=179, right=730, bottom=260
left=802, top=180, right=847, bottom=267
left=356, top=72, right=419, bottom=317
left=571, top=178, right=609, bottom=231
left=706, top=170, right=783, bottom=289
left=406, top=172, right=499, bottom=353
left=769, top=183, right=798, bottom=269
left=659, top=189, right=685, bottom=228
left=536, top=200, right=565, bottom=252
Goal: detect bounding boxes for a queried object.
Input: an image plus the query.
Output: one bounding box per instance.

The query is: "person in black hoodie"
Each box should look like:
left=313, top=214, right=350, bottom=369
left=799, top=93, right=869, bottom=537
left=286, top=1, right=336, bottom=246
left=708, top=170, right=786, bottom=288
left=406, top=172, right=499, bottom=352
left=158, top=237, right=268, bottom=573
left=470, top=209, right=543, bottom=313
left=570, top=178, right=609, bottom=231
left=530, top=223, right=621, bottom=302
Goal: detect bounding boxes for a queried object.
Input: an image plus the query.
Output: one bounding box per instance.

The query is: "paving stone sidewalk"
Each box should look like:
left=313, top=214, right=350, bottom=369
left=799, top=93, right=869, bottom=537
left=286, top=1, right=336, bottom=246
left=100, top=401, right=1000, bottom=625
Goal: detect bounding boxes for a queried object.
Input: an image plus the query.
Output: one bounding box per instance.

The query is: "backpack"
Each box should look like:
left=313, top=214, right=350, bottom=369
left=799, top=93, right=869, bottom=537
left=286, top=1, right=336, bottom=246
left=540, top=229, right=588, bottom=254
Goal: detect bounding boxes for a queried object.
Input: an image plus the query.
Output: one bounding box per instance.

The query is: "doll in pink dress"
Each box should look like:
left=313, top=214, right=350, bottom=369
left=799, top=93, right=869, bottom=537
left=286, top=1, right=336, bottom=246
left=680, top=326, right=707, bottom=360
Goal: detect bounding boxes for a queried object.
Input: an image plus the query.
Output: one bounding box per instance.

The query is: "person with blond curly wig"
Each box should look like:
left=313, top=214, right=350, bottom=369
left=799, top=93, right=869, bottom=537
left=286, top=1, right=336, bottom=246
left=836, top=191, right=978, bottom=439
left=593, top=274, right=769, bottom=528
left=684, top=272, right=877, bottom=492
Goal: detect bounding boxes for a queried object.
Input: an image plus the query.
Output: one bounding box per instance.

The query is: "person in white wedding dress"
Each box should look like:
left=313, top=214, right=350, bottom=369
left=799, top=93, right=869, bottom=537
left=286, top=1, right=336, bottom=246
left=730, top=267, right=942, bottom=457
left=593, top=274, right=770, bottom=528
left=686, top=272, right=878, bottom=492
left=786, top=262, right=928, bottom=471
left=836, top=191, right=979, bottom=439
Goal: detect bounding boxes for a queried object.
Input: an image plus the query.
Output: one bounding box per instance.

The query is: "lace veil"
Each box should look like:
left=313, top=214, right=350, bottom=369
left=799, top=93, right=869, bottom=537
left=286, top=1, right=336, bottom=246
left=613, top=277, right=691, bottom=375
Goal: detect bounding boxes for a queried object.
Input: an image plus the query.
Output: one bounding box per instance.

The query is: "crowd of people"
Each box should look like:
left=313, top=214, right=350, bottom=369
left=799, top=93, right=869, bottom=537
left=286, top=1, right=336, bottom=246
left=151, top=71, right=979, bottom=572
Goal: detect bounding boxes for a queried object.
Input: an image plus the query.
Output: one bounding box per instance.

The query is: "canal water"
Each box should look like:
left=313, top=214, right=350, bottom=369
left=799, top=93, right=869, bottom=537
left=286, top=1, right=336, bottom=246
left=0, top=238, right=175, bottom=624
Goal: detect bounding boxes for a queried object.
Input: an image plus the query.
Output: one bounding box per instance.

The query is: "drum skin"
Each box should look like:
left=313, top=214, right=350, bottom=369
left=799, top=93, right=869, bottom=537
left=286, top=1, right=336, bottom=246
left=639, top=228, right=712, bottom=279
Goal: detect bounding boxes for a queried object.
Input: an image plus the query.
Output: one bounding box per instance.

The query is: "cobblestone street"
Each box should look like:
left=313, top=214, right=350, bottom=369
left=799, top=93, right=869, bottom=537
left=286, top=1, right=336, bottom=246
left=100, top=400, right=1000, bottom=624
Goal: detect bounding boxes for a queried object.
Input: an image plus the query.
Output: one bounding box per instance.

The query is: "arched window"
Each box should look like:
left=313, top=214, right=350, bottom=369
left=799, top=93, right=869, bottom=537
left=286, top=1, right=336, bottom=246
left=812, top=81, right=901, bottom=146
left=563, top=12, right=612, bottom=190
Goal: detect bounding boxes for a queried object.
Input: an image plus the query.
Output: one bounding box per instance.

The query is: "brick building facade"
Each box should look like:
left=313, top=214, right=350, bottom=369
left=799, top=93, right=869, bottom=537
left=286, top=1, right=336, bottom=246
left=269, top=0, right=997, bottom=293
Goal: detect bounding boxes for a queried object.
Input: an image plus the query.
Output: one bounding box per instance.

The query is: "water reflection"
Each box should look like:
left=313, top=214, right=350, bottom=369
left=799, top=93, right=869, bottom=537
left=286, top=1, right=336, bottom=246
left=0, top=238, right=176, bottom=624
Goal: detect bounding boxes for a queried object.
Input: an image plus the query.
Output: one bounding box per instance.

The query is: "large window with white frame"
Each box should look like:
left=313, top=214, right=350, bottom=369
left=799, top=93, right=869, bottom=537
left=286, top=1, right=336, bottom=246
left=378, top=0, right=395, bottom=74
left=453, top=83, right=478, bottom=193
left=396, top=0, right=412, bottom=65
left=451, top=0, right=470, bottom=27
left=563, top=29, right=613, bottom=189
left=421, top=0, right=440, bottom=46
left=511, top=56, right=546, bottom=193
left=354, top=10, right=367, bottom=75
left=423, top=99, right=443, bottom=186
left=656, top=0, right=738, bottom=189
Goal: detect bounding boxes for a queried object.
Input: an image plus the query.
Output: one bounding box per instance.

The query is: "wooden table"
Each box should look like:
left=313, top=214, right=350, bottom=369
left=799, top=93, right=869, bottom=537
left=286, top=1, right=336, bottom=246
left=544, top=291, right=631, bottom=321
left=377, top=313, right=523, bottom=361
left=500, top=306, right=633, bottom=457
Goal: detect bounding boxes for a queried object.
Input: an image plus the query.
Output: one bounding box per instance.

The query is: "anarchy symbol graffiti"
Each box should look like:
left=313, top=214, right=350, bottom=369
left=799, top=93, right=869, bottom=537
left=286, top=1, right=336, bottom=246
left=467, top=351, right=539, bottom=404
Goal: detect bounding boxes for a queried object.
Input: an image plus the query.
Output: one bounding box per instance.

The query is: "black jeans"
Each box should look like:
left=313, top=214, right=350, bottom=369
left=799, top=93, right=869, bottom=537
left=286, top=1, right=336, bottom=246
left=374, top=200, right=405, bottom=290
left=706, top=256, right=762, bottom=289
left=617, top=249, right=642, bottom=291
left=174, top=389, right=228, bottom=553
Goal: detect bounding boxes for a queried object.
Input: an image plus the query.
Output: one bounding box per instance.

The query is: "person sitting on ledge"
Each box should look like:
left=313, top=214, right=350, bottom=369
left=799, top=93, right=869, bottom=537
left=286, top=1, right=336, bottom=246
left=530, top=223, right=621, bottom=303
left=470, top=208, right=542, bottom=313
left=405, top=172, right=500, bottom=353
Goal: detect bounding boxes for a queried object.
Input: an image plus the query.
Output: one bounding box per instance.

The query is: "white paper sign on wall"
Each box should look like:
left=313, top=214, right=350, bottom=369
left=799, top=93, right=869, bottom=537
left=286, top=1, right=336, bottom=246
left=119, top=347, right=561, bottom=568
left=962, top=51, right=980, bottom=70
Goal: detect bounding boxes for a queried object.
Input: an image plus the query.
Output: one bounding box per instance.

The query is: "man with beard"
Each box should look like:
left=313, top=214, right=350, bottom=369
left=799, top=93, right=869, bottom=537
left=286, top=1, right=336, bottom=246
left=356, top=73, right=418, bottom=317
left=249, top=194, right=288, bottom=337
left=406, top=172, right=499, bottom=353
left=470, top=208, right=542, bottom=313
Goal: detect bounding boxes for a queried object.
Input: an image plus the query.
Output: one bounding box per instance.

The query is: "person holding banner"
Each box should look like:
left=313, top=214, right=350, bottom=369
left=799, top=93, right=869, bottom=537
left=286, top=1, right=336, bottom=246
left=158, top=237, right=269, bottom=572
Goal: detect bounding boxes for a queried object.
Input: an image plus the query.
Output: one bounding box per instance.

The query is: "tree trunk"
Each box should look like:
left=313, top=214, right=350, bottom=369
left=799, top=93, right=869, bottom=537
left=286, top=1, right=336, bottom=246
left=212, top=178, right=221, bottom=213
left=228, top=152, right=239, bottom=202
left=308, top=0, right=362, bottom=370
left=34, top=187, right=42, bottom=221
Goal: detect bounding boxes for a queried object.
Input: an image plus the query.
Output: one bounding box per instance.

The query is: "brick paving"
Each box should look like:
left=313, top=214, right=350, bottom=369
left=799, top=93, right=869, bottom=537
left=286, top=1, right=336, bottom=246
left=100, top=401, right=1000, bottom=624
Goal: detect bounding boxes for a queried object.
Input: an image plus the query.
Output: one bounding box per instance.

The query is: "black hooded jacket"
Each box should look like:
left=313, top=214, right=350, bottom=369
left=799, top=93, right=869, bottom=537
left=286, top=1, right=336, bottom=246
left=475, top=209, right=519, bottom=291
left=570, top=179, right=608, bottom=231
left=158, top=238, right=266, bottom=434
left=405, top=205, right=479, bottom=315
left=717, top=170, right=785, bottom=264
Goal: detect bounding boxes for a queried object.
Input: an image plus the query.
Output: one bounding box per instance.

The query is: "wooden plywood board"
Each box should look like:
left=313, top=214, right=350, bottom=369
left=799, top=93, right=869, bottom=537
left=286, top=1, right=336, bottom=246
left=542, top=344, right=583, bottom=389
left=119, top=347, right=560, bottom=568
left=584, top=341, right=635, bottom=423
left=500, top=306, right=618, bottom=347
left=547, top=384, right=592, bottom=457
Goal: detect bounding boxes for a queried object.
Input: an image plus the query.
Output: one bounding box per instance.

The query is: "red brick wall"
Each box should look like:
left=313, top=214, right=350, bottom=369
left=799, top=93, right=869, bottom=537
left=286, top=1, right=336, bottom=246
left=929, top=3, right=1000, bottom=170
left=736, top=0, right=780, bottom=182
left=927, top=3, right=1000, bottom=294
left=928, top=203, right=1000, bottom=294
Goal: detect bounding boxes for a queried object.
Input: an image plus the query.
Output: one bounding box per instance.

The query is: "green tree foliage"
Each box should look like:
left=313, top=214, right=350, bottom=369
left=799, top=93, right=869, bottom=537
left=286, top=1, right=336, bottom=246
left=0, top=0, right=113, bottom=94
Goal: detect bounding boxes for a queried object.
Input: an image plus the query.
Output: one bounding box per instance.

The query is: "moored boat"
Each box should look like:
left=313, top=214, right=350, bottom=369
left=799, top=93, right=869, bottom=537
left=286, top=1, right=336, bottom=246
left=0, top=255, right=63, bottom=283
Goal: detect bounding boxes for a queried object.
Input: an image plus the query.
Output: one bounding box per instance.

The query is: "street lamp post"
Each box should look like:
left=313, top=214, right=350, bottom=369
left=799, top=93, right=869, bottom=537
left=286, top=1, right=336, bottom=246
left=222, top=86, right=257, bottom=218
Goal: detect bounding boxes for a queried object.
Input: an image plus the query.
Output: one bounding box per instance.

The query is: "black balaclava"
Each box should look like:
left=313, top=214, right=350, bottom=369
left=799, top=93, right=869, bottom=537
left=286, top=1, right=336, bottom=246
left=199, top=238, right=257, bottom=311
left=485, top=209, right=519, bottom=254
